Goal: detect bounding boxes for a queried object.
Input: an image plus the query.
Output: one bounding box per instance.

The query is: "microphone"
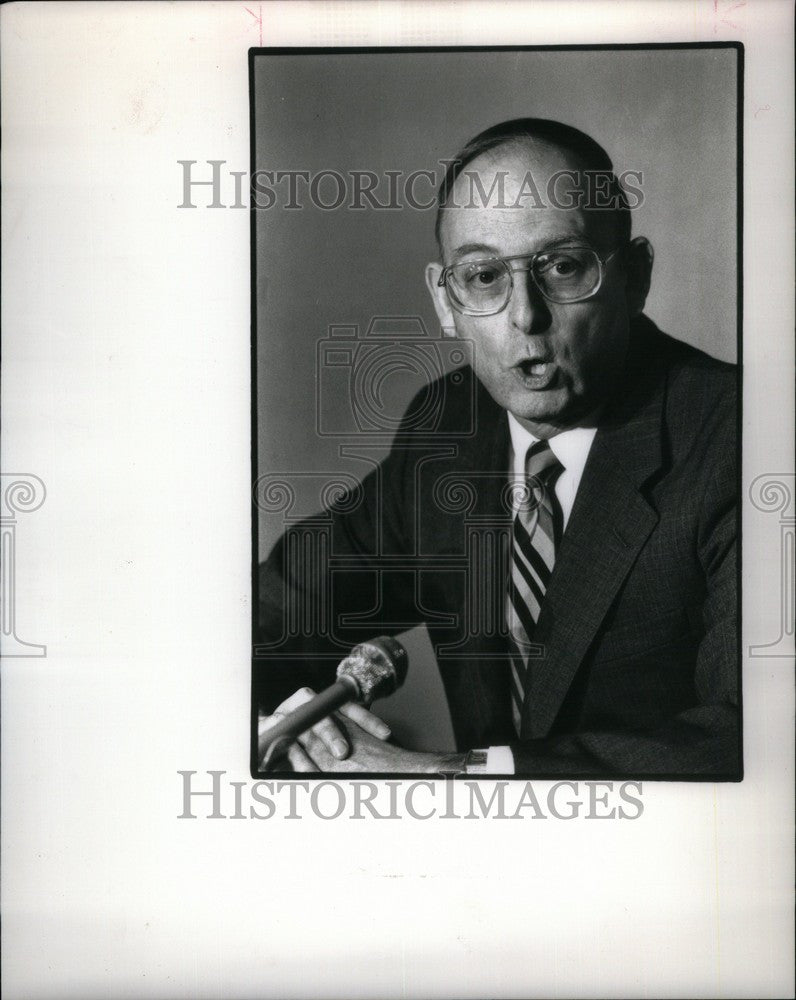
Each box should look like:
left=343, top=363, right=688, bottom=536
left=257, top=636, right=408, bottom=770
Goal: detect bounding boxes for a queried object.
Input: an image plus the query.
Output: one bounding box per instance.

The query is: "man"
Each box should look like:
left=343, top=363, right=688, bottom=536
left=255, top=118, right=739, bottom=777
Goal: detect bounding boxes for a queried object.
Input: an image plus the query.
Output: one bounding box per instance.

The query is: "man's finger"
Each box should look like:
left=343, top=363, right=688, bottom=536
left=298, top=726, right=343, bottom=769
left=339, top=703, right=392, bottom=740
left=287, top=742, right=317, bottom=773
left=259, top=708, right=287, bottom=734
left=265, top=687, right=350, bottom=760
left=278, top=686, right=317, bottom=713
left=303, top=713, right=349, bottom=759
left=278, top=686, right=349, bottom=755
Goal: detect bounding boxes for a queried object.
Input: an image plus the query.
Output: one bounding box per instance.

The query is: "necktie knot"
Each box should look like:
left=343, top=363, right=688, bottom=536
left=520, top=441, right=562, bottom=517
left=525, top=440, right=562, bottom=480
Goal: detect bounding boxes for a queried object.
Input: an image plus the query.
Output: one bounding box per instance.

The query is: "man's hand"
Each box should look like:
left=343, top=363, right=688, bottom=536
left=259, top=686, right=455, bottom=773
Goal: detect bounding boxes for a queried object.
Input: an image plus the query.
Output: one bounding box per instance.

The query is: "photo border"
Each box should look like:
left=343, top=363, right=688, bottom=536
left=248, top=41, right=744, bottom=782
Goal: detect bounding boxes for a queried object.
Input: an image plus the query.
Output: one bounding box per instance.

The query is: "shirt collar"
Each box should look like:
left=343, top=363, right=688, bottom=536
left=507, top=411, right=598, bottom=478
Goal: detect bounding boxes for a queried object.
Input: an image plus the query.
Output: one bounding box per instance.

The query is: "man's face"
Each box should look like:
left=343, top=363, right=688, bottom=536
left=426, top=141, right=649, bottom=438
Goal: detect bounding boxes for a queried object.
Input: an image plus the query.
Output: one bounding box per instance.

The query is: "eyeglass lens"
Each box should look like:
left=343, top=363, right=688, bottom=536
left=447, top=248, right=601, bottom=312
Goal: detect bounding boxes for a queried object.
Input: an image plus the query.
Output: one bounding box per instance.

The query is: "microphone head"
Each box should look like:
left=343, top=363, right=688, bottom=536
left=336, top=636, right=409, bottom=705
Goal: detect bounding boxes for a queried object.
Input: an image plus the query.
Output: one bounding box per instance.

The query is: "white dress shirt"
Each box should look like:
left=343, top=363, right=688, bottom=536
left=507, top=412, right=598, bottom=531
left=480, top=413, right=598, bottom=774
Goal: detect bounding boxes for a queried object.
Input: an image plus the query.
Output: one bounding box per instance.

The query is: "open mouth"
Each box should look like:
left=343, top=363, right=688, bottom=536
left=520, top=360, right=550, bottom=377
left=514, top=359, right=557, bottom=388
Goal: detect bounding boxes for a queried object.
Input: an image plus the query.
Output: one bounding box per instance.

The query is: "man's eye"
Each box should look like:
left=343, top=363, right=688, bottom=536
left=553, top=259, right=578, bottom=275
left=465, top=266, right=500, bottom=285
left=537, top=252, right=587, bottom=278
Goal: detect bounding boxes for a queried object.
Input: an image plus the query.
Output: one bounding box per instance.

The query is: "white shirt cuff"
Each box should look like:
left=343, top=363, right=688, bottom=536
left=483, top=745, right=515, bottom=774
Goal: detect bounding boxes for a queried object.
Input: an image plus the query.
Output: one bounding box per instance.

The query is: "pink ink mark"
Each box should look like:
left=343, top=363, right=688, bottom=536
left=754, top=105, right=771, bottom=118
left=713, top=0, right=746, bottom=32
left=244, top=4, right=263, bottom=47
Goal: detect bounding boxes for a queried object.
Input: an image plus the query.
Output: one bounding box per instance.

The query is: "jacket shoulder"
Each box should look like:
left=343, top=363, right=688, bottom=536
left=644, top=327, right=738, bottom=457
left=656, top=330, right=736, bottom=405
left=397, top=363, right=496, bottom=438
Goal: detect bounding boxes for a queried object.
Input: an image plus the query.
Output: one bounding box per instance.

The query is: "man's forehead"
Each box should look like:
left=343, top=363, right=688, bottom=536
left=442, top=212, right=591, bottom=259
left=456, top=138, right=581, bottom=187
left=441, top=141, right=597, bottom=257
left=440, top=147, right=596, bottom=257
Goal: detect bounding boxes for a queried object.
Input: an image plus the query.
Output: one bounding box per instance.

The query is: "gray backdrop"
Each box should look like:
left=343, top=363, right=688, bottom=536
left=253, top=47, right=738, bottom=746
left=255, top=47, right=738, bottom=558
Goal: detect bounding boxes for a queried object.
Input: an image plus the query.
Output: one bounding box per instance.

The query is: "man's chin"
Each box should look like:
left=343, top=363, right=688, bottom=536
left=507, top=391, right=573, bottom=428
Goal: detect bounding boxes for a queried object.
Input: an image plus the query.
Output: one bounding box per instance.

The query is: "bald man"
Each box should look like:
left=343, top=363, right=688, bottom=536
left=255, top=119, right=739, bottom=779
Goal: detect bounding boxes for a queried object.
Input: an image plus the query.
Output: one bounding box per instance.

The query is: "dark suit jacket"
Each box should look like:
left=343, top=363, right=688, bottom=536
left=256, top=316, right=740, bottom=778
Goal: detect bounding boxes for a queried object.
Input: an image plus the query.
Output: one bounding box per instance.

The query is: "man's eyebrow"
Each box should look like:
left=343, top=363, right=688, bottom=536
left=451, top=242, right=500, bottom=258
left=538, top=233, right=592, bottom=250
left=450, top=234, right=592, bottom=259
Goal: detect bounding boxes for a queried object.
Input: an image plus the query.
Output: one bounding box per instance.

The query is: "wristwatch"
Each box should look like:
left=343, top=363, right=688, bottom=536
left=436, top=749, right=489, bottom=776
left=464, top=749, right=489, bottom=774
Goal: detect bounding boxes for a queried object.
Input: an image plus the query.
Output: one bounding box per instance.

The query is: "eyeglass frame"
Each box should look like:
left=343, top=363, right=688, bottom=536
left=436, top=244, right=625, bottom=316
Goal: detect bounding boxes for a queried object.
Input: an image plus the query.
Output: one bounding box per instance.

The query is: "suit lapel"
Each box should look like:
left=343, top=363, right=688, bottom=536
left=431, top=377, right=512, bottom=537
left=521, top=348, right=666, bottom=740
left=428, top=380, right=516, bottom=745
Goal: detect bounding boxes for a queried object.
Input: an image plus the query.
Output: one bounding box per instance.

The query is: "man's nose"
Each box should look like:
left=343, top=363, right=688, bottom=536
left=507, top=268, right=551, bottom=336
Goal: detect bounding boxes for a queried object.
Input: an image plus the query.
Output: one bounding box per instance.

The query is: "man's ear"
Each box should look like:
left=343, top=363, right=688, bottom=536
left=425, top=261, right=458, bottom=336
left=624, top=236, right=654, bottom=317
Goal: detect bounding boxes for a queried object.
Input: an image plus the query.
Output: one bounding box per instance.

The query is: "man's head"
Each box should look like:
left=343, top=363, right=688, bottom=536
left=425, top=119, right=653, bottom=438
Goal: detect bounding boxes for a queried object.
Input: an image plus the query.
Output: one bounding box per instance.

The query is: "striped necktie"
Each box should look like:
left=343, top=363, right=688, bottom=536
left=507, top=440, right=563, bottom=735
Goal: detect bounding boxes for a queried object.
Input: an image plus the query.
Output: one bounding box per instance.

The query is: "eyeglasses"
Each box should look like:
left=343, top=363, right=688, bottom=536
left=437, top=245, right=622, bottom=316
